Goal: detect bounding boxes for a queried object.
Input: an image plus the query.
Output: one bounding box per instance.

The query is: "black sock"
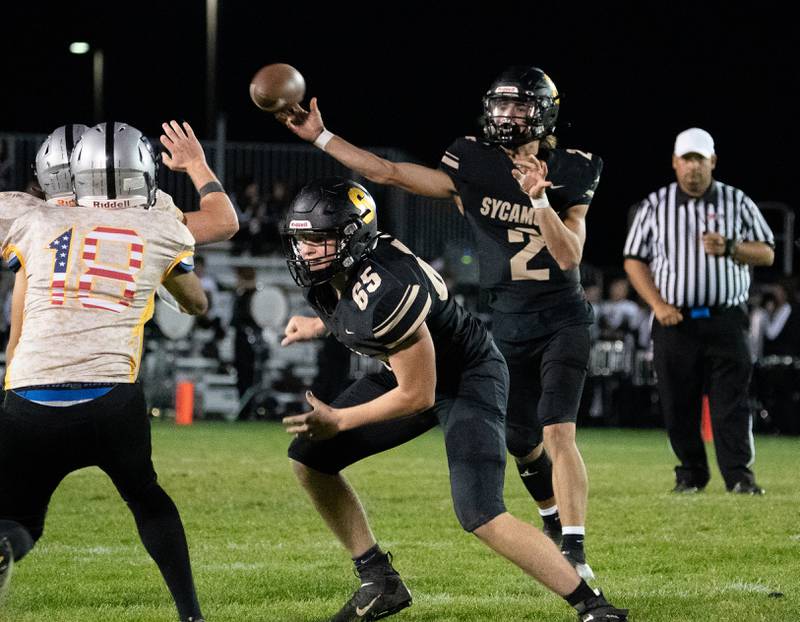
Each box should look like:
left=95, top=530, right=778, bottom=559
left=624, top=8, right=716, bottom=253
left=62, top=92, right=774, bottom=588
left=541, top=511, right=561, bottom=530
left=562, top=533, right=585, bottom=554
left=565, top=579, right=596, bottom=607
left=353, top=544, right=386, bottom=571
left=0, top=519, right=35, bottom=562
left=517, top=452, right=555, bottom=502
left=127, top=483, right=202, bottom=621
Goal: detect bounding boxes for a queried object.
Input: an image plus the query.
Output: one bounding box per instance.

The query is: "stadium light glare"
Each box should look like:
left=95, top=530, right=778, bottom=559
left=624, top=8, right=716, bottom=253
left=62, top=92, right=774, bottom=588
left=69, top=42, right=90, bottom=55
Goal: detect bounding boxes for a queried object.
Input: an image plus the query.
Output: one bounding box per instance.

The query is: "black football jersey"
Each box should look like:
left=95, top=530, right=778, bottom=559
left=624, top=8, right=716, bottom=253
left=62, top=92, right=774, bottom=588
left=439, top=137, right=602, bottom=316
left=305, top=234, right=492, bottom=390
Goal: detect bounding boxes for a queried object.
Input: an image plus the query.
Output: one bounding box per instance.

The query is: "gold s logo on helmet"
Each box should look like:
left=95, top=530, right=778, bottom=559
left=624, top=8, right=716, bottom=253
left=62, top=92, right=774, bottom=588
left=348, top=187, right=375, bottom=224
left=542, top=73, right=559, bottom=100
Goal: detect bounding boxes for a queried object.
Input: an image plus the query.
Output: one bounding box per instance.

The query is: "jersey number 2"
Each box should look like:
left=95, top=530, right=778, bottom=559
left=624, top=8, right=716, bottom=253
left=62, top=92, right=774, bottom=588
left=508, top=227, right=549, bottom=281
left=48, top=226, right=144, bottom=313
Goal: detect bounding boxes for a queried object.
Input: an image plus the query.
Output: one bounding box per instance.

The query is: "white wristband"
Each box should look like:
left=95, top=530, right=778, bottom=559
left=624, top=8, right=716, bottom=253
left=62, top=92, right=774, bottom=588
left=313, top=129, right=335, bottom=151
left=531, top=194, right=551, bottom=210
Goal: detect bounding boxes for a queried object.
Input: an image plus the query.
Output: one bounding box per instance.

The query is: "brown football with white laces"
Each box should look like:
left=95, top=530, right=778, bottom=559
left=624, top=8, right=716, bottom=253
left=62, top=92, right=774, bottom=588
left=249, top=63, right=305, bottom=112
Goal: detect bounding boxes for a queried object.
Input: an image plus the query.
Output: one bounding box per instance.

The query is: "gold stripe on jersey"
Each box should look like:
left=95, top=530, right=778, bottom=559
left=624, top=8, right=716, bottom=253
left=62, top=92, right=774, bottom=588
left=373, top=284, right=412, bottom=334
left=163, top=250, right=194, bottom=280
left=129, top=293, right=156, bottom=381
left=386, top=292, right=432, bottom=351
left=2, top=244, right=26, bottom=271
left=389, top=238, right=448, bottom=301
left=441, top=154, right=460, bottom=170
left=374, top=284, right=419, bottom=338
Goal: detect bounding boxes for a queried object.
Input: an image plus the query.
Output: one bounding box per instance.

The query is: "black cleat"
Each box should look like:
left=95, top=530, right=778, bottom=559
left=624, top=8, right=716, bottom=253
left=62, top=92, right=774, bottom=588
left=729, top=481, right=765, bottom=495
left=574, top=589, right=628, bottom=621
left=330, top=555, right=412, bottom=621
left=0, top=537, right=13, bottom=603
left=671, top=482, right=702, bottom=494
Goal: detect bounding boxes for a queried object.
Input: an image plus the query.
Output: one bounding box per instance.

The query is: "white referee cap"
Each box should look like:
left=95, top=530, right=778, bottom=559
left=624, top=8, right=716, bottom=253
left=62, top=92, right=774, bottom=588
left=674, top=128, right=715, bottom=158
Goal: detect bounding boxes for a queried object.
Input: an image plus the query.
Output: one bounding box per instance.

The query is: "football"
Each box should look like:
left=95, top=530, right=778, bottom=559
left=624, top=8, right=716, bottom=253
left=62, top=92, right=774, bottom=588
left=249, top=63, right=306, bottom=112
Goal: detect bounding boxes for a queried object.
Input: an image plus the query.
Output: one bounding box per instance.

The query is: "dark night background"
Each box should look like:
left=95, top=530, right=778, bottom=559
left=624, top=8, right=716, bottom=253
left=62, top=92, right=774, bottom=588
left=1, top=1, right=796, bottom=268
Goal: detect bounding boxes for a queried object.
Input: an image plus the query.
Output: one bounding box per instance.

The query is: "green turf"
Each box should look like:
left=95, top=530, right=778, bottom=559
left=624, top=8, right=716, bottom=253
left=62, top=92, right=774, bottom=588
left=1, top=423, right=797, bottom=621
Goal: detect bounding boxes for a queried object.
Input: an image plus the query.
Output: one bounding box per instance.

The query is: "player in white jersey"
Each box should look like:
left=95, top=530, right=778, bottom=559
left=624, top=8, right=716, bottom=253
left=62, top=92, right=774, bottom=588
left=2, top=120, right=237, bottom=371
left=1, top=119, right=237, bottom=250
left=0, top=192, right=45, bottom=244
left=0, top=122, right=208, bottom=622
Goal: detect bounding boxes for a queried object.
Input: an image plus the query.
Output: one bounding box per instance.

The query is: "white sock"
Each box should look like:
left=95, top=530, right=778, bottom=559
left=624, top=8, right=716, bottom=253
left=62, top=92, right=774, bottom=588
left=562, top=526, right=586, bottom=536
left=538, top=505, right=559, bottom=517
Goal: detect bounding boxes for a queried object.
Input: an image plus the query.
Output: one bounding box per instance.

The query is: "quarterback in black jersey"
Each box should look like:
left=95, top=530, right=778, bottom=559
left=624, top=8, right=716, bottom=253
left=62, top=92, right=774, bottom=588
left=278, top=178, right=626, bottom=622
left=278, top=66, right=602, bottom=580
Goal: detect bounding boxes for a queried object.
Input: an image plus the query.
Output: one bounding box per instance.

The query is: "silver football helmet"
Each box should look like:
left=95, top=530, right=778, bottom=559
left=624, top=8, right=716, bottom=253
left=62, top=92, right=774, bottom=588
left=34, top=124, right=89, bottom=205
left=70, top=121, right=158, bottom=209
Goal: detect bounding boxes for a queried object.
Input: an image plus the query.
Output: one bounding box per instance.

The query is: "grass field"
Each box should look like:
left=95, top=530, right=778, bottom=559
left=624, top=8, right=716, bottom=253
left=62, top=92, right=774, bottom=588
left=1, top=423, right=797, bottom=622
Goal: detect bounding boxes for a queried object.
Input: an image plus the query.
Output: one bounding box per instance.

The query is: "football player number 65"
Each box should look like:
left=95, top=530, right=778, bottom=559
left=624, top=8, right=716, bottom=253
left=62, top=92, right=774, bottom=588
left=353, top=266, right=382, bottom=311
left=48, top=226, right=144, bottom=313
left=508, top=227, right=549, bottom=281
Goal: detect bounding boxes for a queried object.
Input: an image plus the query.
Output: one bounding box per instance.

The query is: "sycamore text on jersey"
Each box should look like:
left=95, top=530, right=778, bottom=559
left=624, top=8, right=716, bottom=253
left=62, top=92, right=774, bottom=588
left=480, top=196, right=537, bottom=225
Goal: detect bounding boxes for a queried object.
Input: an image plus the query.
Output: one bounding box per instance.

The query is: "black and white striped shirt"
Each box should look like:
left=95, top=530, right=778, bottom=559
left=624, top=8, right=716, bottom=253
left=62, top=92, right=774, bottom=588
left=623, top=181, right=774, bottom=308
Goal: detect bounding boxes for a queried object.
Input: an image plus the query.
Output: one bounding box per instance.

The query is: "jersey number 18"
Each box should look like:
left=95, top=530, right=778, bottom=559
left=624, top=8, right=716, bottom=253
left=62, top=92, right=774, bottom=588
left=48, top=226, right=144, bottom=313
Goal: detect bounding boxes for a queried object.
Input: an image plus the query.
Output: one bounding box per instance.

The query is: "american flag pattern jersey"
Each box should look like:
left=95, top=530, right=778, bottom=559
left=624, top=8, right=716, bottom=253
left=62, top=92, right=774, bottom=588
left=2, top=203, right=195, bottom=388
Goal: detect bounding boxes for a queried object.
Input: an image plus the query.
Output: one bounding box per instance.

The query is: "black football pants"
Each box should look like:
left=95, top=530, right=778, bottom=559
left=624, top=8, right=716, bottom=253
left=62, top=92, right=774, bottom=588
left=0, top=383, right=202, bottom=620
left=651, top=306, right=756, bottom=489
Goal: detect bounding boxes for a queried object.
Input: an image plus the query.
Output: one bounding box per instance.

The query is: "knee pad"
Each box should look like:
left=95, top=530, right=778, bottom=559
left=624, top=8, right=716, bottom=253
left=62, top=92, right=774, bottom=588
left=287, top=437, right=343, bottom=475
left=505, top=421, right=543, bottom=458
left=448, top=458, right=507, bottom=532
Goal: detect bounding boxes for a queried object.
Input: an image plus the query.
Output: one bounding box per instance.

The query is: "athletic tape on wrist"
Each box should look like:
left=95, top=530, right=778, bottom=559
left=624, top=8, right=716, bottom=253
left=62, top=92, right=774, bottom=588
left=313, top=129, right=335, bottom=151
left=531, top=194, right=551, bottom=210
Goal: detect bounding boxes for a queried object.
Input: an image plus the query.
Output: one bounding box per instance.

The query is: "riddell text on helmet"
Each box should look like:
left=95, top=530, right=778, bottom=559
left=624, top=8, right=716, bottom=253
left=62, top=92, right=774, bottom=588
left=93, top=199, right=132, bottom=208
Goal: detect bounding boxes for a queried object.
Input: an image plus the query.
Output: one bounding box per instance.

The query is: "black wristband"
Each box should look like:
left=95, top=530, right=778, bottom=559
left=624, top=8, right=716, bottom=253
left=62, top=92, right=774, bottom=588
left=198, top=181, right=224, bottom=198
left=723, top=237, right=738, bottom=258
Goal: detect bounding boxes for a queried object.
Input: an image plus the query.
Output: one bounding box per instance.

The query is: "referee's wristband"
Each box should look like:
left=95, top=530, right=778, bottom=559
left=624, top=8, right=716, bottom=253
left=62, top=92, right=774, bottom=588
left=198, top=181, right=225, bottom=198
left=313, top=129, right=335, bottom=151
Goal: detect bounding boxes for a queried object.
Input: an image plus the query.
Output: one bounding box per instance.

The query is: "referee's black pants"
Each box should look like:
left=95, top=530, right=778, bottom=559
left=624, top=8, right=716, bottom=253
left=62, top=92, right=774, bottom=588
left=652, top=306, right=757, bottom=490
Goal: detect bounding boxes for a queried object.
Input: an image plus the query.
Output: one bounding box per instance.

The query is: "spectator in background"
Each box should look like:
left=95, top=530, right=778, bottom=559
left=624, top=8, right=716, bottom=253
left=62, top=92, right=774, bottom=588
left=624, top=127, right=775, bottom=495
left=230, top=266, right=260, bottom=411
left=753, top=281, right=800, bottom=435
left=760, top=282, right=800, bottom=357
left=634, top=297, right=653, bottom=351
left=261, top=180, right=291, bottom=254
left=588, top=278, right=643, bottom=424
left=231, top=178, right=268, bottom=255
left=595, top=278, right=645, bottom=340
left=194, top=255, right=226, bottom=360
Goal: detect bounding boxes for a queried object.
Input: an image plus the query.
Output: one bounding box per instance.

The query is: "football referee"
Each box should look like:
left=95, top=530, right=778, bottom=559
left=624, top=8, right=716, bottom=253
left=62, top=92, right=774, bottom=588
left=623, top=128, right=774, bottom=495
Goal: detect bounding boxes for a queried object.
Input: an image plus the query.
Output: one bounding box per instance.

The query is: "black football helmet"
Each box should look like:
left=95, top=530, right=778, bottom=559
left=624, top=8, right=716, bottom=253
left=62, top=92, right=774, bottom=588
left=482, top=66, right=560, bottom=146
left=281, top=177, right=379, bottom=287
